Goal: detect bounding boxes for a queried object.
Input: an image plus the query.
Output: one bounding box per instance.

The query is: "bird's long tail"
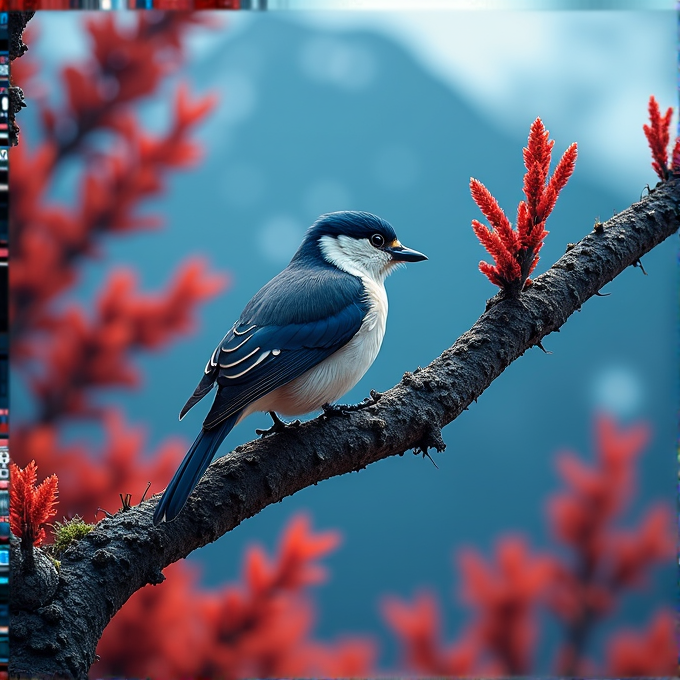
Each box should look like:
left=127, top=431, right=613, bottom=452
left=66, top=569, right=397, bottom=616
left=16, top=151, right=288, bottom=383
left=153, top=414, right=239, bottom=525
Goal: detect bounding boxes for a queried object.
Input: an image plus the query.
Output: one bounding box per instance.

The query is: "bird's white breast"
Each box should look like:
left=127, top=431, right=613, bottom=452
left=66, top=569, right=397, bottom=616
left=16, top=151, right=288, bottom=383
left=244, top=277, right=388, bottom=418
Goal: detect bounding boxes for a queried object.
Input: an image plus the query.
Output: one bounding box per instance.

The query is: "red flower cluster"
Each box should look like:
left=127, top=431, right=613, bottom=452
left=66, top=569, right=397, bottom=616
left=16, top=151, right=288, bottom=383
left=9, top=460, right=58, bottom=546
left=95, top=514, right=376, bottom=679
left=470, top=118, right=577, bottom=295
left=10, top=11, right=228, bottom=526
left=643, top=95, right=680, bottom=181
left=383, top=414, right=674, bottom=677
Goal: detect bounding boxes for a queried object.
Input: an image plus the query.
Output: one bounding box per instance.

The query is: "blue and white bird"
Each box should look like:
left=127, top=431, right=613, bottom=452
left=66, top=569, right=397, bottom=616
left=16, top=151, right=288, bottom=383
left=153, top=211, right=426, bottom=525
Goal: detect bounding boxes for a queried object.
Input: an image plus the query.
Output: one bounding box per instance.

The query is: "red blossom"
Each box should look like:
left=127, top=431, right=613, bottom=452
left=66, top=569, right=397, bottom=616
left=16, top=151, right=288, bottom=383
left=382, top=538, right=554, bottom=677
left=606, top=504, right=674, bottom=588
left=45, top=13, right=215, bottom=156
left=548, top=415, right=649, bottom=567
left=643, top=95, right=675, bottom=180
left=9, top=460, right=58, bottom=546
left=470, top=118, right=576, bottom=295
left=10, top=12, right=220, bottom=345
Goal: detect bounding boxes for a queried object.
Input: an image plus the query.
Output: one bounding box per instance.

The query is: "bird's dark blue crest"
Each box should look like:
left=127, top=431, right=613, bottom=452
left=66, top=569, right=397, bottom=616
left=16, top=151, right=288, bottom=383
left=291, top=211, right=397, bottom=263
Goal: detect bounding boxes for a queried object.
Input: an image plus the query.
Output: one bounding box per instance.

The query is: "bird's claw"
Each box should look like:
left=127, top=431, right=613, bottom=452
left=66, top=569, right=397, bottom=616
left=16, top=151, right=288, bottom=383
left=256, top=411, right=301, bottom=437
left=322, top=390, right=382, bottom=417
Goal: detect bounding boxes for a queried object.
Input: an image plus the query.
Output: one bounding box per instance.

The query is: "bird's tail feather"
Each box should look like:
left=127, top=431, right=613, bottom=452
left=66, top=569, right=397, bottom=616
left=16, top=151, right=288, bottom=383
left=153, top=414, right=238, bottom=525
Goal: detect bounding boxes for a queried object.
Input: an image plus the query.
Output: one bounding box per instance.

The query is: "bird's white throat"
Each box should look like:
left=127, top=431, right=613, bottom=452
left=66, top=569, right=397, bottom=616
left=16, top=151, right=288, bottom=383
left=318, top=234, right=394, bottom=284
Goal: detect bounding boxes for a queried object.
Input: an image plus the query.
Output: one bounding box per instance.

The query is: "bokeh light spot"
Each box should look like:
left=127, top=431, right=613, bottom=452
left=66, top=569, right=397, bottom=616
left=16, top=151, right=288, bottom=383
left=590, top=365, right=644, bottom=418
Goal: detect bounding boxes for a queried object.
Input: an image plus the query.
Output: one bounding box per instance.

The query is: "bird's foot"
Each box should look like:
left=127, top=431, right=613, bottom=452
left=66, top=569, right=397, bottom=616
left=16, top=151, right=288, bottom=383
left=322, top=390, right=382, bottom=417
left=256, top=411, right=301, bottom=437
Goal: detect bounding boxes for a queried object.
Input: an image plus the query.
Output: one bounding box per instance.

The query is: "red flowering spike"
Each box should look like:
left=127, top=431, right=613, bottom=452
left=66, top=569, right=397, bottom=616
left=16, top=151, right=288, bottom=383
left=471, top=219, right=522, bottom=284
left=535, top=142, right=577, bottom=229
left=522, top=118, right=554, bottom=221
left=9, top=460, right=58, bottom=546
left=470, top=119, right=575, bottom=295
left=643, top=95, right=674, bottom=181
left=469, top=178, right=517, bottom=249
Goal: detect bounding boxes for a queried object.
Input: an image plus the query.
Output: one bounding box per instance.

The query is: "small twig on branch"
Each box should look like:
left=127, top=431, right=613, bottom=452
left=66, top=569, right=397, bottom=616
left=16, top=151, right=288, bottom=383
left=9, top=178, right=680, bottom=679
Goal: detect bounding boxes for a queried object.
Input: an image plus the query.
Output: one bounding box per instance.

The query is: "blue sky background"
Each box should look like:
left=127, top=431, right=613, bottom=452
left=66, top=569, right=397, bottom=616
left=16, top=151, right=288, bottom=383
left=13, top=10, right=677, bottom=671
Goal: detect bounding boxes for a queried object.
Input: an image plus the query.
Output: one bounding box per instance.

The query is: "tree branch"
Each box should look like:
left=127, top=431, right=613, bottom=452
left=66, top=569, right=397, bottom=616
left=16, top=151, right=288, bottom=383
left=10, top=178, right=680, bottom=679
left=8, top=11, right=34, bottom=147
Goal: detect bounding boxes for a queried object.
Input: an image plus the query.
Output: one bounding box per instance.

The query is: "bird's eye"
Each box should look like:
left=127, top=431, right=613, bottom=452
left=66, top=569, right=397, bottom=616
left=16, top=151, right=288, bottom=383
left=370, top=233, right=385, bottom=248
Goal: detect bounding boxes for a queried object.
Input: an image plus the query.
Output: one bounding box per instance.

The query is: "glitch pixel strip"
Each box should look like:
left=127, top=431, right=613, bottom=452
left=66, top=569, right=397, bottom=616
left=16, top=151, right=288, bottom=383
left=0, top=10, right=7, bottom=679
left=0, top=0, right=673, bottom=10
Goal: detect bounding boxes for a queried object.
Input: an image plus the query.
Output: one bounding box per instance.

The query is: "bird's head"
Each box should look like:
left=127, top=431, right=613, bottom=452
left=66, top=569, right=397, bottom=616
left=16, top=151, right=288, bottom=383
left=293, top=211, right=427, bottom=282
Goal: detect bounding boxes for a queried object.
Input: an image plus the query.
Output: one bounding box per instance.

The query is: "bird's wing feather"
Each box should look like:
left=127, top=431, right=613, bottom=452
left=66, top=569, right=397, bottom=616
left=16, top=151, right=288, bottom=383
left=180, top=265, right=368, bottom=426
left=202, top=300, right=366, bottom=428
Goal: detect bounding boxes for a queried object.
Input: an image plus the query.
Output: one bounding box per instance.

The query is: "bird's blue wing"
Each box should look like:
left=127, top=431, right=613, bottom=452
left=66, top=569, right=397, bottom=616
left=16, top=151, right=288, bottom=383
left=180, top=264, right=368, bottom=427
left=201, top=301, right=365, bottom=428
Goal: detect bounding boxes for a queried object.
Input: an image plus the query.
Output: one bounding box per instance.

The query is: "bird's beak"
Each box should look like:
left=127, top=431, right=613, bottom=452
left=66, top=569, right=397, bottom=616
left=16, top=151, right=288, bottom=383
left=386, top=241, right=428, bottom=263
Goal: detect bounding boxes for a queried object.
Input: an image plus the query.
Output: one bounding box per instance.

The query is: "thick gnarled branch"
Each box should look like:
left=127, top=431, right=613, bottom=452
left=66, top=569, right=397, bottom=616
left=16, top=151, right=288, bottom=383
left=10, top=178, right=680, bottom=679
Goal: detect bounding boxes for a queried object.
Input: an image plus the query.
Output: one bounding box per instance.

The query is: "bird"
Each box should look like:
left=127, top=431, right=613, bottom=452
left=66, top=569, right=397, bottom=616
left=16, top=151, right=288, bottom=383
left=153, top=211, right=427, bottom=525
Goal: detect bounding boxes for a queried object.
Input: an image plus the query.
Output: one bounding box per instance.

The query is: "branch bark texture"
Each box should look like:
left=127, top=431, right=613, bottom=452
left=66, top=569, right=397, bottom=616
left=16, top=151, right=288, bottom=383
left=8, top=12, right=34, bottom=147
left=10, top=178, right=680, bottom=678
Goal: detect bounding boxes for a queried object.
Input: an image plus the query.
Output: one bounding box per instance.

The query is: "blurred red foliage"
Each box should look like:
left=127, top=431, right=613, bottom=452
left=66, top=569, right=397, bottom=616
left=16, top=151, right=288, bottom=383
left=13, top=412, right=185, bottom=521
left=605, top=609, right=676, bottom=676
left=470, top=118, right=576, bottom=294
left=11, top=14, right=674, bottom=678
left=95, top=514, right=376, bottom=679
left=383, top=414, right=674, bottom=677
left=11, top=12, right=227, bottom=498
